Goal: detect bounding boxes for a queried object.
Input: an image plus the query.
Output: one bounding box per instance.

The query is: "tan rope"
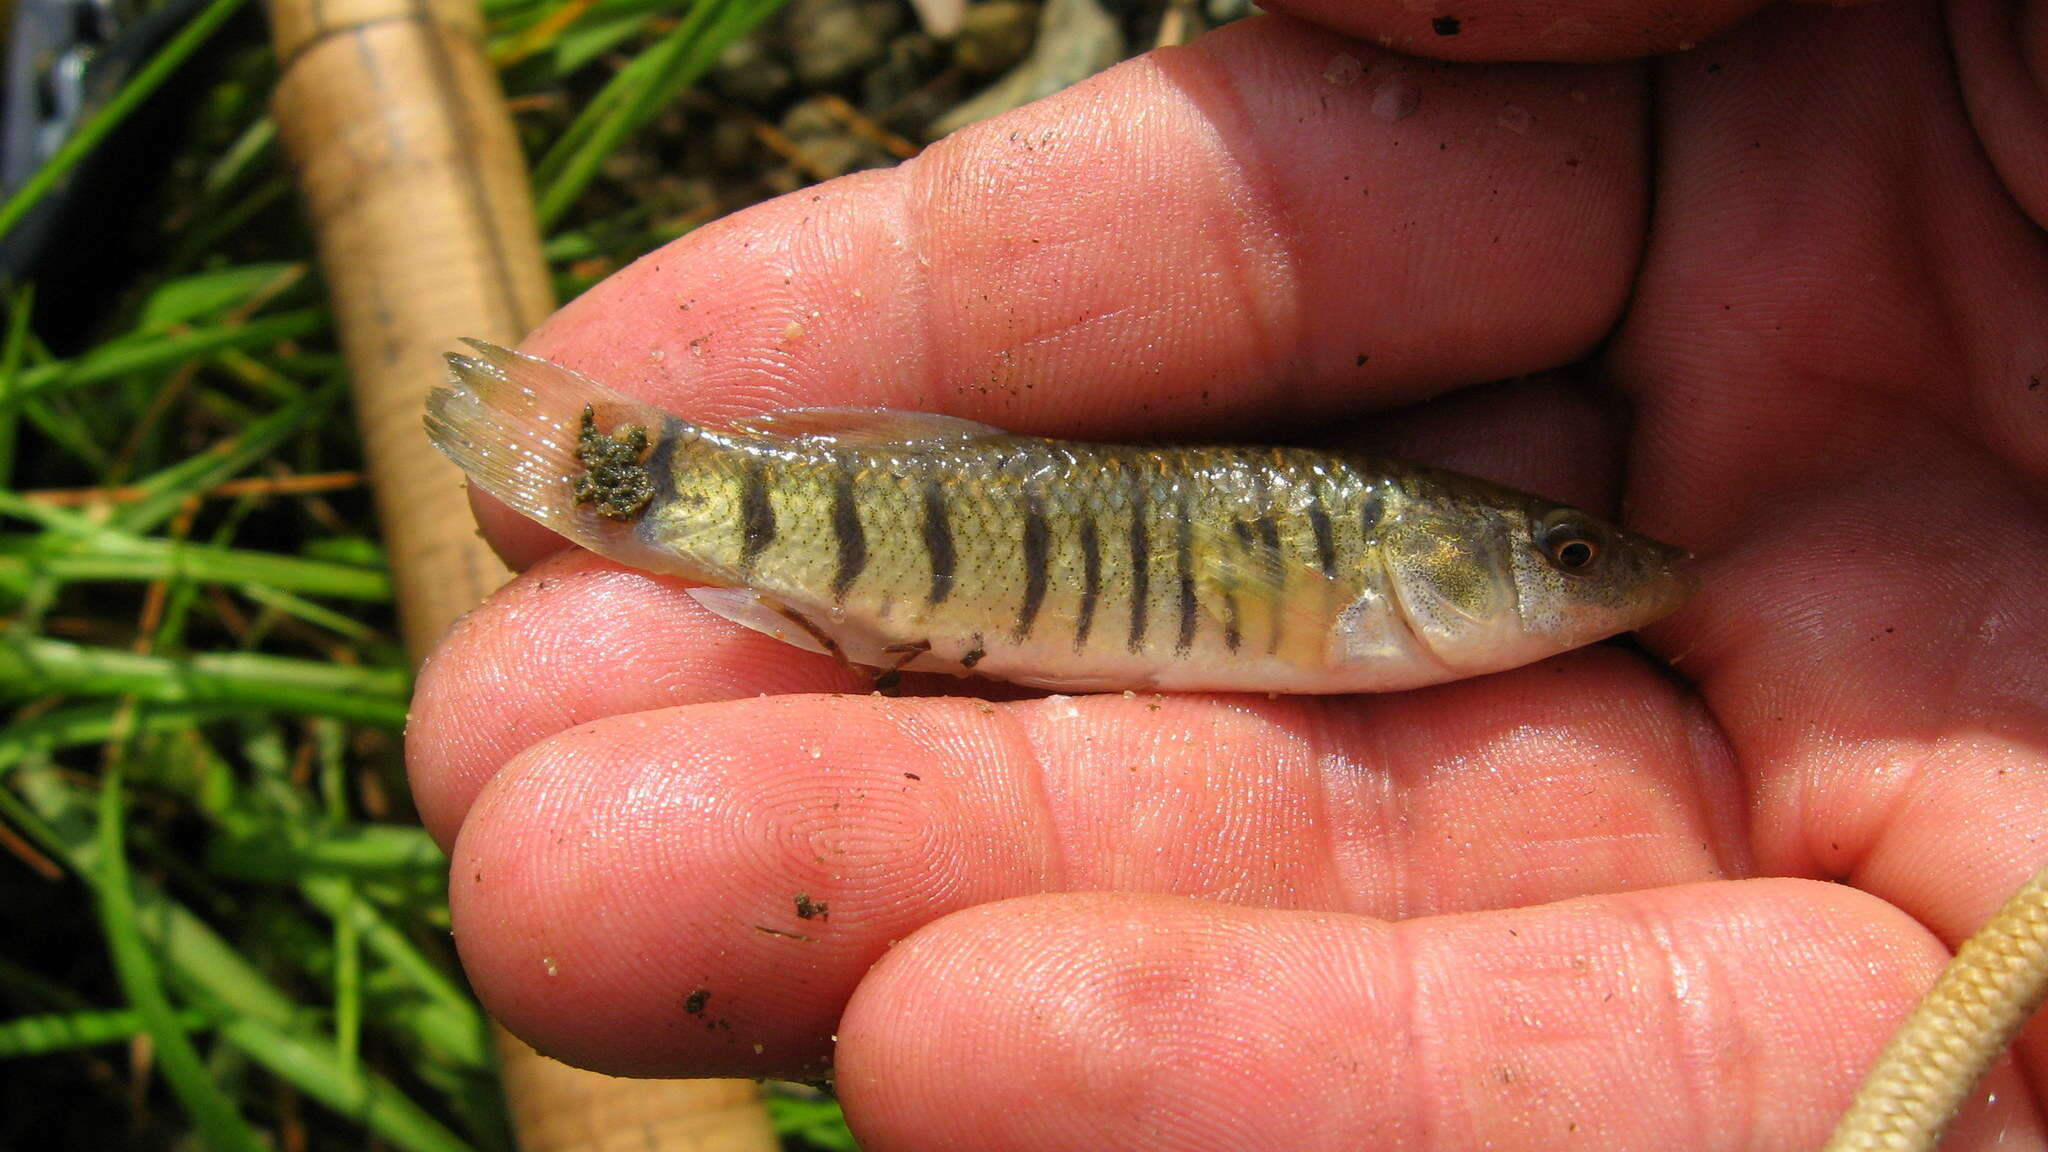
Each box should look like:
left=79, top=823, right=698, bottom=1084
left=1826, top=863, right=2048, bottom=1151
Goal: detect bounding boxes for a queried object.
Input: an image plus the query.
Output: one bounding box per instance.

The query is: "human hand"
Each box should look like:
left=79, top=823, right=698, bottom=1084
left=407, top=2, right=2048, bottom=1147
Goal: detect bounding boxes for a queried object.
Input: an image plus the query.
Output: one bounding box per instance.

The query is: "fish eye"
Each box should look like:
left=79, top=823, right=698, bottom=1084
left=1538, top=518, right=1603, bottom=574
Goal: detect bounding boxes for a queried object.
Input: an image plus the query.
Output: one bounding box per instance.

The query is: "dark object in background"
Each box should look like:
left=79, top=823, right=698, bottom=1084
left=0, top=0, right=212, bottom=349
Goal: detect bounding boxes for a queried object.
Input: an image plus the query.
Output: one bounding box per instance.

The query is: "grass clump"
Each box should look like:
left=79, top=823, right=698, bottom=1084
left=0, top=0, right=848, bottom=1145
left=1, top=0, right=1180, bottom=1143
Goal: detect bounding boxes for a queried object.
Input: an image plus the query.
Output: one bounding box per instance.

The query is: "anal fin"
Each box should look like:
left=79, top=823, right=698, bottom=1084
left=687, top=586, right=938, bottom=676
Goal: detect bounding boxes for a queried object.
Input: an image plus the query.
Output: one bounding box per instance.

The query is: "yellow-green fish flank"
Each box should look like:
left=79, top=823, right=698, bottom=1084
left=426, top=342, right=1695, bottom=694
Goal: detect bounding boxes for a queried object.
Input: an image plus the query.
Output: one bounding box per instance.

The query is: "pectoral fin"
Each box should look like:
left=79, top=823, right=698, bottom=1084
left=1191, top=523, right=1350, bottom=667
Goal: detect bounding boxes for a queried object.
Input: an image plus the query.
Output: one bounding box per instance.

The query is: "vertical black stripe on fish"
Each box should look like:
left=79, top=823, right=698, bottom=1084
left=737, top=457, right=777, bottom=575
left=642, top=421, right=680, bottom=505
left=1254, top=512, right=1282, bottom=562
left=921, top=478, right=955, bottom=605
left=1359, top=485, right=1387, bottom=540
left=1308, top=490, right=1337, bottom=578
left=1014, top=488, right=1051, bottom=642
left=1126, top=487, right=1151, bottom=653
left=1248, top=463, right=1279, bottom=556
left=829, top=466, right=867, bottom=603
left=1075, top=515, right=1101, bottom=651
left=1175, top=493, right=1197, bottom=654
left=1245, top=462, right=1287, bottom=654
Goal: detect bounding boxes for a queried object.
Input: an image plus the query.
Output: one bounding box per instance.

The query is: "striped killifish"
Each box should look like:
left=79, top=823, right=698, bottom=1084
left=425, top=341, right=1694, bottom=694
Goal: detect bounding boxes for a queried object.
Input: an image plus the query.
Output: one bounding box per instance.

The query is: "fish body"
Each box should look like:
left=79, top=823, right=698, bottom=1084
left=426, top=342, right=1693, bottom=694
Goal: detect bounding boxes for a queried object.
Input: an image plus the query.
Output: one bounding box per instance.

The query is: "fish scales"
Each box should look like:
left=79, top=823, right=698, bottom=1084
left=425, top=342, right=1695, bottom=694
left=650, top=430, right=1419, bottom=687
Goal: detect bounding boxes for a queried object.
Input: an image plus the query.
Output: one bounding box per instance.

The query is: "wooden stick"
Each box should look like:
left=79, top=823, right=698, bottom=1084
left=262, top=0, right=779, bottom=1146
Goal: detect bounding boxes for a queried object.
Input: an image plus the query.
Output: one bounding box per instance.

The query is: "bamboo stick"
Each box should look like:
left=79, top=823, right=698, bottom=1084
left=262, top=0, right=779, bottom=1146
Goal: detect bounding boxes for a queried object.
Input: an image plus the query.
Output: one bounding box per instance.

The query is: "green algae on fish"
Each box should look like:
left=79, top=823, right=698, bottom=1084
left=425, top=341, right=1694, bottom=693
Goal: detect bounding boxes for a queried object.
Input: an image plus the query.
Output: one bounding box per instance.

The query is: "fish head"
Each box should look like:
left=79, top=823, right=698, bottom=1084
left=1373, top=486, right=1695, bottom=677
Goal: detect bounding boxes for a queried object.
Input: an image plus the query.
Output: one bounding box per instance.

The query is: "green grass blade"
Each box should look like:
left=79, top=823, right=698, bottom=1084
left=5, top=763, right=299, bottom=1028
left=0, top=1005, right=219, bottom=1057
left=0, top=637, right=410, bottom=728
left=6, top=309, right=327, bottom=403
left=0, top=532, right=392, bottom=601
left=112, top=377, right=342, bottom=534
left=140, top=263, right=305, bottom=331
left=11, top=763, right=492, bottom=1150
left=237, top=584, right=386, bottom=642
left=767, top=1094, right=860, bottom=1151
left=0, top=0, right=254, bottom=240
left=207, top=822, right=447, bottom=879
left=217, top=1016, right=481, bottom=1152
left=96, top=739, right=271, bottom=1152
left=300, top=874, right=492, bottom=1069
left=534, top=0, right=788, bottom=226
left=0, top=700, right=245, bottom=765
left=334, top=879, right=364, bottom=1066
left=0, top=285, right=34, bottom=478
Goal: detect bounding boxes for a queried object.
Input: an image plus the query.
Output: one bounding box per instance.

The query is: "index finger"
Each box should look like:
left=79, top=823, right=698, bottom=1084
left=482, top=16, right=1648, bottom=565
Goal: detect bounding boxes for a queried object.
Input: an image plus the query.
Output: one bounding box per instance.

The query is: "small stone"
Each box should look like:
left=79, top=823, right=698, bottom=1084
left=711, top=36, right=792, bottom=108
left=955, top=0, right=1039, bottom=75
left=780, top=96, right=891, bottom=178
left=787, top=0, right=898, bottom=86
left=864, top=32, right=950, bottom=124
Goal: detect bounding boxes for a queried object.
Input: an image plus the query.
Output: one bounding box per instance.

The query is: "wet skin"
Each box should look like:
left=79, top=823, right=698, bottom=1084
left=407, top=3, right=2048, bottom=1148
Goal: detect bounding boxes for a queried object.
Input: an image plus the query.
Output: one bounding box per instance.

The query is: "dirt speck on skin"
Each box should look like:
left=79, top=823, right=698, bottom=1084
left=685, top=988, right=711, bottom=1014
left=754, top=924, right=817, bottom=942
left=795, top=893, right=830, bottom=920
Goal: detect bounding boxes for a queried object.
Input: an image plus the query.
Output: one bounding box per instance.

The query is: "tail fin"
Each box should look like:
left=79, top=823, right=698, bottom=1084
left=425, top=340, right=700, bottom=573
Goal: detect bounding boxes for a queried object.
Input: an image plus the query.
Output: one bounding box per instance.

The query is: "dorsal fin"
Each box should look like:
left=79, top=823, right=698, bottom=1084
left=725, top=406, right=1007, bottom=446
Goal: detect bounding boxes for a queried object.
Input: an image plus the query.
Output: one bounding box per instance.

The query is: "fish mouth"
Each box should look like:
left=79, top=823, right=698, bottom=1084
left=1655, top=547, right=1703, bottom=616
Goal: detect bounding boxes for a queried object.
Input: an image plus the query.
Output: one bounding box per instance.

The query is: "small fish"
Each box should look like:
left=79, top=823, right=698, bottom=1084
left=425, top=341, right=1694, bottom=694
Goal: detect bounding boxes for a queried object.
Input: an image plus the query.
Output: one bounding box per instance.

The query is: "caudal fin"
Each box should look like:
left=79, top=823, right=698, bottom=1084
left=424, top=340, right=698, bottom=572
